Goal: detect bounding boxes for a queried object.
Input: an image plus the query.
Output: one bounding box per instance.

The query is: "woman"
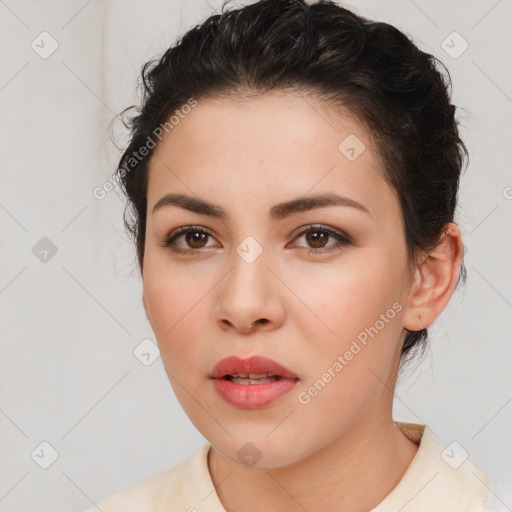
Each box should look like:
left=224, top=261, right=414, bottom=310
left=87, top=0, right=490, bottom=510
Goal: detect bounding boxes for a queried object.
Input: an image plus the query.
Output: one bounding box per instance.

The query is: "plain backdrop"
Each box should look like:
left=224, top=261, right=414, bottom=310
left=0, top=0, right=511, bottom=510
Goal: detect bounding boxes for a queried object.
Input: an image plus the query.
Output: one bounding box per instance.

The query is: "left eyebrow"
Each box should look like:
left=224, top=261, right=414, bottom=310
left=270, top=193, right=371, bottom=220
left=151, top=192, right=371, bottom=220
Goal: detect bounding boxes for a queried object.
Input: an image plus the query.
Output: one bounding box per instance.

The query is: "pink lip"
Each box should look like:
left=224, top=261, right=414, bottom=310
left=210, top=355, right=299, bottom=409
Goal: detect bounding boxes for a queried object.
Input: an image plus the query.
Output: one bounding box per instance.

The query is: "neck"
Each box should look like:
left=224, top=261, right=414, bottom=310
left=207, top=415, right=419, bottom=512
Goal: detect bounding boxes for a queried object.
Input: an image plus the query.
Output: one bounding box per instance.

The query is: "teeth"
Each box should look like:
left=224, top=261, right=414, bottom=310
left=227, top=373, right=274, bottom=379
left=230, top=376, right=278, bottom=385
left=223, top=372, right=282, bottom=384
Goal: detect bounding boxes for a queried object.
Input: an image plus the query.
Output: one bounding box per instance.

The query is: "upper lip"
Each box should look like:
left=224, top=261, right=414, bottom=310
left=210, top=355, right=299, bottom=380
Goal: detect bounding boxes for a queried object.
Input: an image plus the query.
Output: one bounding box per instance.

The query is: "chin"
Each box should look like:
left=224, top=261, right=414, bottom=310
left=210, top=435, right=308, bottom=470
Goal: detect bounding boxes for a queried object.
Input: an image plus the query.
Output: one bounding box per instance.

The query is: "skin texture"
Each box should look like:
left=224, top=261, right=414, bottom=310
left=141, top=92, right=463, bottom=511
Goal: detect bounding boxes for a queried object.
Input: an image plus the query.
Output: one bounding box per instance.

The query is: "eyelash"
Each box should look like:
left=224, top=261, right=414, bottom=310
left=163, top=224, right=352, bottom=256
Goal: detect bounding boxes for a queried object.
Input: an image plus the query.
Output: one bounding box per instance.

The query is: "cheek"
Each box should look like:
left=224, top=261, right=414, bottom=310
left=143, top=272, right=215, bottom=417
left=143, top=270, right=210, bottom=367
left=287, top=253, right=407, bottom=417
left=292, top=253, right=406, bottom=352
left=292, top=271, right=405, bottom=430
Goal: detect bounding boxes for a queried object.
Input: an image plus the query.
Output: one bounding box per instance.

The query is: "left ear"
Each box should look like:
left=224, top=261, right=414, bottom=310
left=402, top=223, right=464, bottom=331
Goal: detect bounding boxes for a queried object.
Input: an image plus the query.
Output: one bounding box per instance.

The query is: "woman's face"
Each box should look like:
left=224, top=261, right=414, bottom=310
left=142, top=92, right=414, bottom=467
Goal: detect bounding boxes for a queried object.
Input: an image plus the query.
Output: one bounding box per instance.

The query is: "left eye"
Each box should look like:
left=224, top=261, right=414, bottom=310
left=291, top=225, right=352, bottom=253
left=164, top=225, right=351, bottom=255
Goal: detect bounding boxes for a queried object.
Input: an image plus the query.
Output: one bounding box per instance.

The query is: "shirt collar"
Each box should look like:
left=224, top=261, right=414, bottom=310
left=177, top=422, right=490, bottom=512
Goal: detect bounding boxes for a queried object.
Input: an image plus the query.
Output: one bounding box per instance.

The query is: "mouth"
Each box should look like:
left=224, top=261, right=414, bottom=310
left=221, top=373, right=284, bottom=385
left=210, top=354, right=299, bottom=381
left=210, top=355, right=299, bottom=409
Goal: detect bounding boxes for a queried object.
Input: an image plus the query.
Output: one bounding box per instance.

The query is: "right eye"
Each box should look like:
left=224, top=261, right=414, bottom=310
left=164, top=226, right=218, bottom=255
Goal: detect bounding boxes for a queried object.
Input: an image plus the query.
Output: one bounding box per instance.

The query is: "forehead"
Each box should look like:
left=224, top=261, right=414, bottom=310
left=146, top=92, right=395, bottom=219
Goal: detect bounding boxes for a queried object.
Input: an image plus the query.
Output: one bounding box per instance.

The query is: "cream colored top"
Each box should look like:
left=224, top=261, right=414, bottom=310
left=85, top=422, right=490, bottom=511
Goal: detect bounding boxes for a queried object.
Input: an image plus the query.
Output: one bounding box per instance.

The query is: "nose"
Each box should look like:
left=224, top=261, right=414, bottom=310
left=237, top=318, right=271, bottom=334
left=214, top=249, right=285, bottom=334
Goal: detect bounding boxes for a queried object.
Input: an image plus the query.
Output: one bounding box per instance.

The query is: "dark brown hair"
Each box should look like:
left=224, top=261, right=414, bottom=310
left=114, top=0, right=467, bottom=368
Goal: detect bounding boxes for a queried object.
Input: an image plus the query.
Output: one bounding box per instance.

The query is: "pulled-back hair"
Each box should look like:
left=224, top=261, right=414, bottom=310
left=114, top=0, right=467, bottom=368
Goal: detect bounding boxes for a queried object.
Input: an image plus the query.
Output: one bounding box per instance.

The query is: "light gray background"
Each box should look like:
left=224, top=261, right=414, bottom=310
left=0, top=0, right=511, bottom=511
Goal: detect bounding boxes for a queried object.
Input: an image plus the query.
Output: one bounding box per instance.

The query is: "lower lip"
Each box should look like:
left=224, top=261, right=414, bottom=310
left=212, top=377, right=299, bottom=409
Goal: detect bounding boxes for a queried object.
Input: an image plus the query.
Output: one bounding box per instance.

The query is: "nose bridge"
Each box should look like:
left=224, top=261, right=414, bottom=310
left=228, top=234, right=270, bottom=299
left=214, top=233, right=280, bottom=330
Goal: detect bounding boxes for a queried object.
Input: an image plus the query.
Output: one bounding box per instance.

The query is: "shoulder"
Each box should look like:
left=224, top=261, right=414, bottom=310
left=83, top=444, right=209, bottom=512
left=372, top=422, right=491, bottom=511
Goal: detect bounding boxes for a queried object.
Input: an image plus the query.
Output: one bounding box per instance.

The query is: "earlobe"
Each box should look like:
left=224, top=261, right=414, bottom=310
left=402, top=223, right=464, bottom=332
